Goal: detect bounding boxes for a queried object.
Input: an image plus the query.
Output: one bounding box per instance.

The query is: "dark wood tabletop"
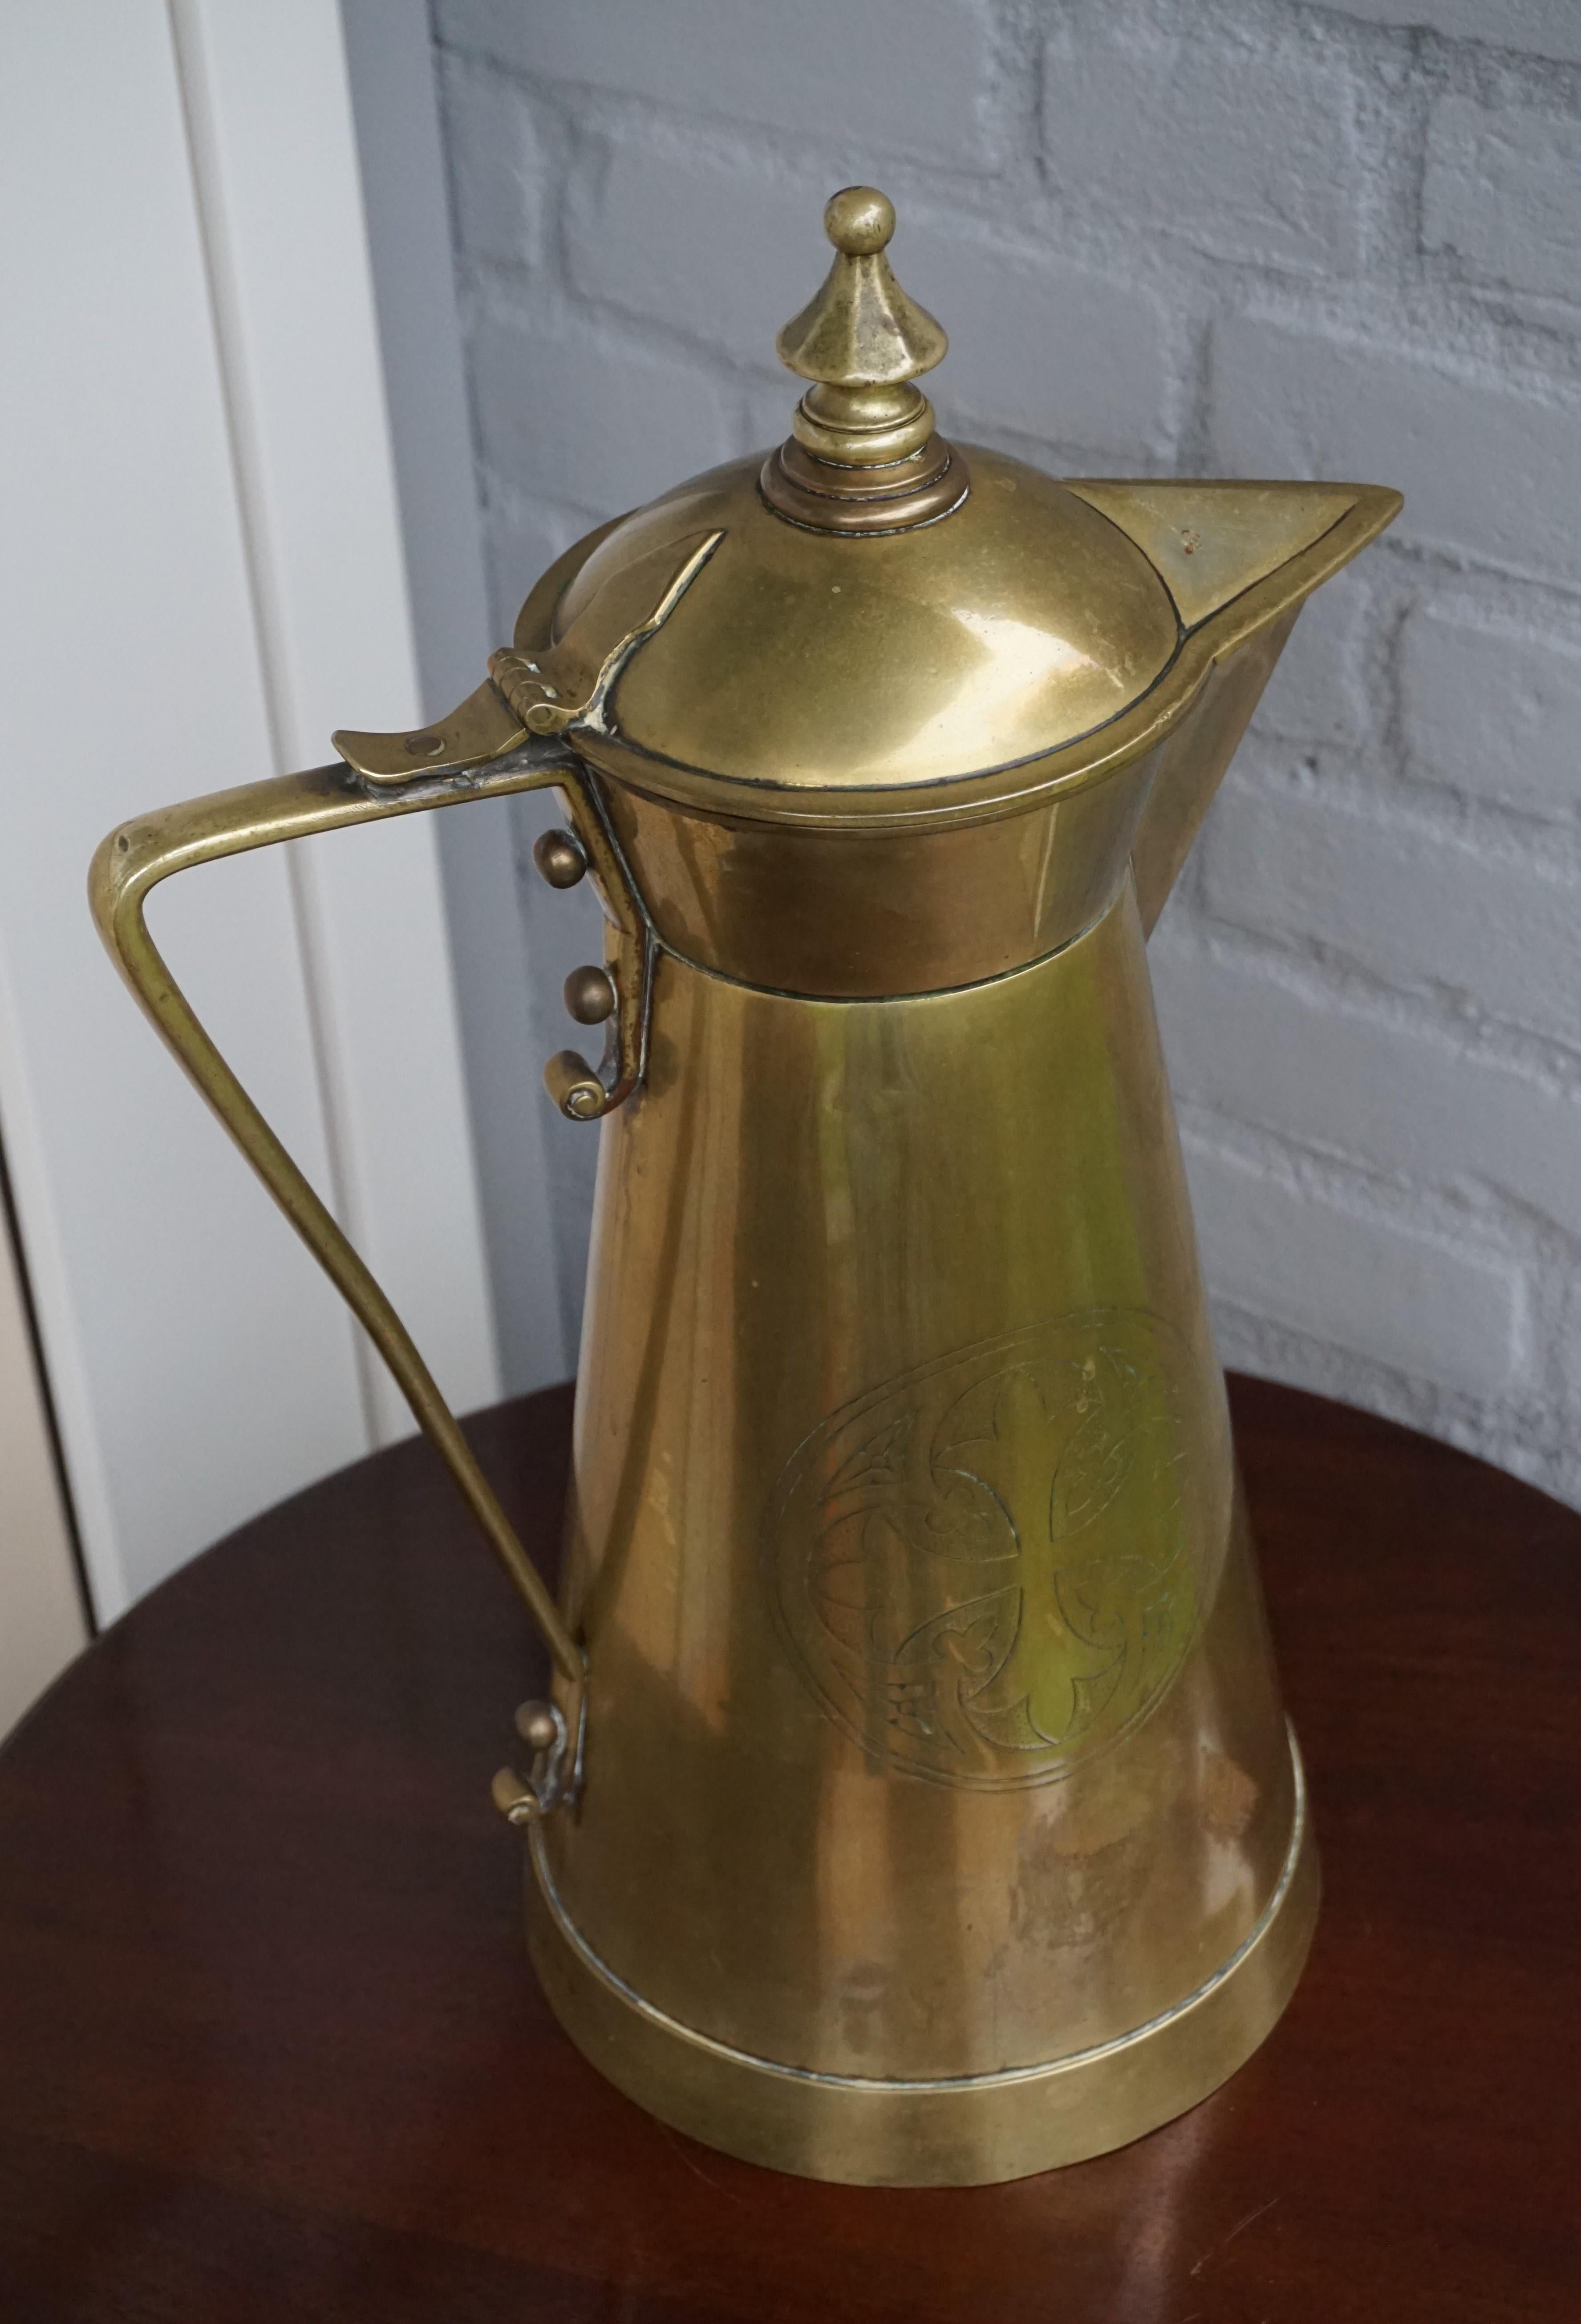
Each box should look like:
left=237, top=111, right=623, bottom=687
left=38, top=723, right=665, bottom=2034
left=0, top=1374, right=1575, bottom=2323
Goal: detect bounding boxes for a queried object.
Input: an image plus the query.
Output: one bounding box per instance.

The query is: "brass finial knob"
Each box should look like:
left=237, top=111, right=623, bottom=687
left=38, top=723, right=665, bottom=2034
left=775, top=187, right=947, bottom=393
left=762, top=188, right=966, bottom=534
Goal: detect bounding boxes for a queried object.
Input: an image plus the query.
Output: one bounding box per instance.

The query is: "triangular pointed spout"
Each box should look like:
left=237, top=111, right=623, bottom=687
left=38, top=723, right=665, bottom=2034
left=1129, top=601, right=1302, bottom=933
left=1066, top=481, right=1402, bottom=931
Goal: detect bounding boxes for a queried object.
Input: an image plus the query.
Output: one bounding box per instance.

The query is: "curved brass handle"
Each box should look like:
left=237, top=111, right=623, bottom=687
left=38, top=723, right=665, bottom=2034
left=89, top=743, right=591, bottom=1685
left=89, top=531, right=724, bottom=1732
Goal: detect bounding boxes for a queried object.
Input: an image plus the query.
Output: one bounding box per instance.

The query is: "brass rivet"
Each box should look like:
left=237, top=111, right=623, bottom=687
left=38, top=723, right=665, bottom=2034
left=515, top=1701, right=559, bottom=1754
left=533, top=829, right=588, bottom=889
left=564, top=965, right=616, bottom=1025
left=403, top=732, right=446, bottom=757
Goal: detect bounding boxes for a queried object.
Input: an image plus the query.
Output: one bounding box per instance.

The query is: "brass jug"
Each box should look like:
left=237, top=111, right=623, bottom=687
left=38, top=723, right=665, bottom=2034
left=92, top=189, right=1399, bottom=2186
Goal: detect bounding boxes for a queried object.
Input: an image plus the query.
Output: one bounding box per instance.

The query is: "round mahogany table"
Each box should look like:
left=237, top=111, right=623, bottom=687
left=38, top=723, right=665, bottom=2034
left=0, top=1377, right=1575, bottom=2321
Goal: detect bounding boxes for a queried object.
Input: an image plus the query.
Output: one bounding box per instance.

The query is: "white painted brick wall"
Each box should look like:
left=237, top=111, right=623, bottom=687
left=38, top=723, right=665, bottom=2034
left=471, top=304, right=734, bottom=511
left=1041, top=17, right=1364, bottom=275
left=1328, top=0, right=1581, bottom=66
left=1200, top=776, right=1581, bottom=1048
left=1179, top=1130, right=1525, bottom=1402
left=1211, top=318, right=1581, bottom=588
left=1400, top=606, right=1581, bottom=818
left=1425, top=97, right=1581, bottom=304
left=431, top=0, right=1581, bottom=1503
left=436, top=0, right=999, bottom=167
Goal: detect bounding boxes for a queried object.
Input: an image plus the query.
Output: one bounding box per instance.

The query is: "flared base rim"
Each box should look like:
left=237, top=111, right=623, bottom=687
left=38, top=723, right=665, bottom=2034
left=523, top=1730, right=1319, bottom=2187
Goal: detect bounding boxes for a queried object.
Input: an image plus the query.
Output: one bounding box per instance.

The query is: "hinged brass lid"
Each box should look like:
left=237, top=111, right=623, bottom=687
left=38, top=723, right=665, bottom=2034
left=495, top=188, right=1400, bottom=829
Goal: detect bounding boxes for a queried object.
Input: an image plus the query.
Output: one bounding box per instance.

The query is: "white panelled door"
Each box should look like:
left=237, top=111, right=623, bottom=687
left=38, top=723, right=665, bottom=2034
left=0, top=1196, right=84, bottom=1741
left=0, top=2, right=514, bottom=1618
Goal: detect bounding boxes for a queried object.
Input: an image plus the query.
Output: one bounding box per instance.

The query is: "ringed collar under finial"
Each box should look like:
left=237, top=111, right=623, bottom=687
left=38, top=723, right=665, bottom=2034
left=760, top=187, right=969, bottom=536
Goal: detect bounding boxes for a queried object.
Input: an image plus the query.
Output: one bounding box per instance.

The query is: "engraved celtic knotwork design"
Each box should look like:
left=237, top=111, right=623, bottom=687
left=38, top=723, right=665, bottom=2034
left=766, top=1312, right=1203, bottom=1789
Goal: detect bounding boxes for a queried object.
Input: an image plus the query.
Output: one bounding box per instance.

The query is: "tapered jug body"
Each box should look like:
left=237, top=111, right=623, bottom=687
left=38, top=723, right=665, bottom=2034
left=532, top=874, right=1308, bottom=2182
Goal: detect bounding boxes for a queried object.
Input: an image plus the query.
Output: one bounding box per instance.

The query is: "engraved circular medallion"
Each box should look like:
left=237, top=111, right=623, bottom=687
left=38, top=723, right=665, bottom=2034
left=766, top=1312, right=1202, bottom=1790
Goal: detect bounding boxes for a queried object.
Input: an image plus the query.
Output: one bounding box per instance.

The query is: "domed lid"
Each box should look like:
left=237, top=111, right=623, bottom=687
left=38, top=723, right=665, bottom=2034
left=340, top=189, right=1400, bottom=828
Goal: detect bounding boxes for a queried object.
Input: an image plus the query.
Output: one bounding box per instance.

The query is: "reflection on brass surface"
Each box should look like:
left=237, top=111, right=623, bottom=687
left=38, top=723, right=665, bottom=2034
left=591, top=610, right=1295, bottom=1000
left=89, top=181, right=1398, bottom=2184
left=539, top=905, right=1287, bottom=2087
left=531, top=827, right=588, bottom=889
left=563, top=964, right=616, bottom=1025
left=526, top=1737, right=1318, bottom=2185
left=598, top=744, right=1153, bottom=996
left=559, top=449, right=1182, bottom=800
left=546, top=458, right=1400, bottom=823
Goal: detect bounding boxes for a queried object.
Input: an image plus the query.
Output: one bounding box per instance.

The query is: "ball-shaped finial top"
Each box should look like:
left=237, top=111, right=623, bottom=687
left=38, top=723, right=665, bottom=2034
left=824, top=186, right=895, bottom=257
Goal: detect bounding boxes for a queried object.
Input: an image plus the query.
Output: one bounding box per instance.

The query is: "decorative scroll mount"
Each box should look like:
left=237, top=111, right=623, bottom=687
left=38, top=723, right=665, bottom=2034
left=331, top=530, right=724, bottom=1122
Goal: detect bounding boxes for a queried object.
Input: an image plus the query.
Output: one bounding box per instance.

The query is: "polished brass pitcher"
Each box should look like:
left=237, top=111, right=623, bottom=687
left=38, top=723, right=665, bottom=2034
left=92, top=188, right=1399, bottom=2186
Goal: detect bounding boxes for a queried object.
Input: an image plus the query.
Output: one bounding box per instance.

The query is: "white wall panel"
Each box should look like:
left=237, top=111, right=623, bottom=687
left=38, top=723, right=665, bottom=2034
left=0, top=0, right=508, bottom=1614
left=340, top=0, right=571, bottom=1393
left=0, top=1191, right=86, bottom=1742
left=0, top=0, right=368, bottom=1614
left=169, top=0, right=503, bottom=1445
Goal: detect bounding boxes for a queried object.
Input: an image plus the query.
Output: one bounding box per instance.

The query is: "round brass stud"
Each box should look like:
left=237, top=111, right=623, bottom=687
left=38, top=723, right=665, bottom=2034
left=564, top=965, right=616, bottom=1025
left=515, top=1700, right=560, bottom=1754
left=533, top=828, right=588, bottom=889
